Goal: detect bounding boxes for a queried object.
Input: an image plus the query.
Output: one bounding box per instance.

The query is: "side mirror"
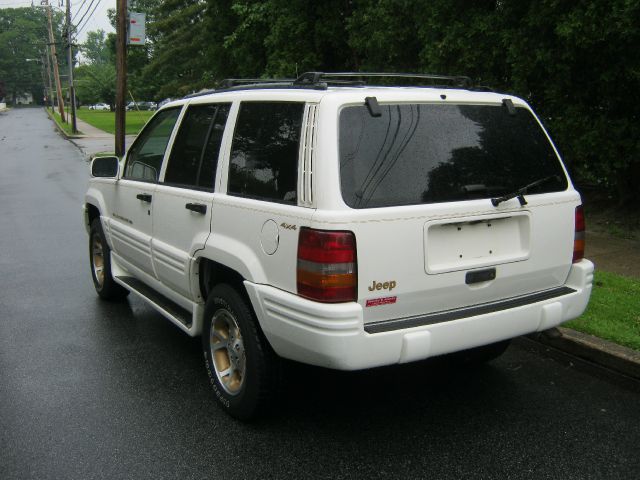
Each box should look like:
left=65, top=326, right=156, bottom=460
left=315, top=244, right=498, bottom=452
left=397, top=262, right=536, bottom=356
left=91, top=156, right=120, bottom=178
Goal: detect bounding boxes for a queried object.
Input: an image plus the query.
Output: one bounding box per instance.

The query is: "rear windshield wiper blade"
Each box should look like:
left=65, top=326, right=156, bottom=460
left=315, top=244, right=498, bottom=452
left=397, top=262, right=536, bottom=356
left=491, top=175, right=560, bottom=207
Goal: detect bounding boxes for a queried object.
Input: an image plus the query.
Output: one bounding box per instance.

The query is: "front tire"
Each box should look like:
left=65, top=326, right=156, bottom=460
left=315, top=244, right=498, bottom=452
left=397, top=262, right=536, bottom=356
left=202, top=284, right=279, bottom=420
left=89, top=218, right=129, bottom=300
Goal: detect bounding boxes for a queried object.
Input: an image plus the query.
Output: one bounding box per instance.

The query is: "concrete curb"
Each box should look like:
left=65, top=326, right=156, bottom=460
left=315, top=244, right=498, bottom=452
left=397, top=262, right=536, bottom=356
left=44, top=108, right=84, bottom=139
left=528, top=327, right=640, bottom=380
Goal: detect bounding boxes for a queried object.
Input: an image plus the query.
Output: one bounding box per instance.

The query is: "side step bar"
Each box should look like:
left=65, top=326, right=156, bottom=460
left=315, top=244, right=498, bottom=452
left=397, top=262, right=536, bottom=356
left=365, top=286, right=577, bottom=334
left=115, top=275, right=193, bottom=330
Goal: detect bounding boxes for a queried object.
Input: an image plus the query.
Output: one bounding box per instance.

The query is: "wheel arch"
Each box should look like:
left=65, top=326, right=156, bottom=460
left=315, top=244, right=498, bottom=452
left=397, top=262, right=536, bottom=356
left=198, top=257, right=250, bottom=305
left=84, top=187, right=109, bottom=231
left=196, top=257, right=275, bottom=346
left=86, top=203, right=100, bottom=228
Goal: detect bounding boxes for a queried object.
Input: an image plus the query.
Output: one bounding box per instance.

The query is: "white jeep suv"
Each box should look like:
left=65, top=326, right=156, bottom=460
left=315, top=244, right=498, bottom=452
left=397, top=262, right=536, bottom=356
left=84, top=72, right=593, bottom=419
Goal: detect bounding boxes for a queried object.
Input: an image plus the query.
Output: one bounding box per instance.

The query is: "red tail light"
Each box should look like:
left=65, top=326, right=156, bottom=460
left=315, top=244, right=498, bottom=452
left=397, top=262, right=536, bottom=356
left=297, top=228, right=357, bottom=303
left=573, top=205, right=585, bottom=263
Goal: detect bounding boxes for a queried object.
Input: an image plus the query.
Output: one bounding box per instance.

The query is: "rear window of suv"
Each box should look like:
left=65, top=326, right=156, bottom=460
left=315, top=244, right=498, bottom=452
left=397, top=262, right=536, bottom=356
left=339, top=103, right=568, bottom=208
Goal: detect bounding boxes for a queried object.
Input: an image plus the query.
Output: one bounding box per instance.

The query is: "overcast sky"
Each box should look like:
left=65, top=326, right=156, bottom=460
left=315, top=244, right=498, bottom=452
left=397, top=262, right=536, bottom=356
left=0, top=0, right=116, bottom=43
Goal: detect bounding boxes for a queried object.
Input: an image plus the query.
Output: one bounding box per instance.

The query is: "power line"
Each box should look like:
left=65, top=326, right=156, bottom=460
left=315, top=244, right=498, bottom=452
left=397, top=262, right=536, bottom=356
left=70, top=0, right=86, bottom=20
left=71, top=0, right=95, bottom=30
left=75, top=0, right=101, bottom=37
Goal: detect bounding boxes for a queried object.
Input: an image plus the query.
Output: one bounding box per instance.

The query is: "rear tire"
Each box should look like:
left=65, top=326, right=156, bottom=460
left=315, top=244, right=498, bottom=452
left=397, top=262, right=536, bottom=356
left=89, top=218, right=129, bottom=300
left=202, top=284, right=280, bottom=420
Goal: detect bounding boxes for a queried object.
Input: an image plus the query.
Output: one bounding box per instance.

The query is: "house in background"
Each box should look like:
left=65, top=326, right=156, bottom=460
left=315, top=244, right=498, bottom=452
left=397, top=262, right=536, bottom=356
left=5, top=92, right=34, bottom=105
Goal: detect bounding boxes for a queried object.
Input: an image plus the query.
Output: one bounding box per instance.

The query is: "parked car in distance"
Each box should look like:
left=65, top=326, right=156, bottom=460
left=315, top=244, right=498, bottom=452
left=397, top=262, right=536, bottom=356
left=84, top=72, right=594, bottom=420
left=157, top=98, right=174, bottom=108
left=126, top=101, right=157, bottom=111
left=89, top=103, right=110, bottom=111
left=139, top=101, right=157, bottom=111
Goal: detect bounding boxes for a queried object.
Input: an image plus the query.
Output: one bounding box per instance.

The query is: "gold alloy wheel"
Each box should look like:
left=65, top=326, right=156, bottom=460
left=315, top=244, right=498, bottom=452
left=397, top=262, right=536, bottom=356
left=209, top=308, right=246, bottom=395
left=91, top=234, right=105, bottom=288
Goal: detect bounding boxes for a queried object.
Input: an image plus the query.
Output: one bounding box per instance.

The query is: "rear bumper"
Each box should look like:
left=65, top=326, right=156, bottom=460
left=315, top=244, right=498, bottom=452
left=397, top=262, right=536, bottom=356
left=245, top=259, right=594, bottom=370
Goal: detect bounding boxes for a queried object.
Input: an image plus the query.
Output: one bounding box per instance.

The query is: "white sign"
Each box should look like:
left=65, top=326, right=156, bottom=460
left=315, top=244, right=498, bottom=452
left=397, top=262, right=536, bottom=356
left=128, top=12, right=146, bottom=45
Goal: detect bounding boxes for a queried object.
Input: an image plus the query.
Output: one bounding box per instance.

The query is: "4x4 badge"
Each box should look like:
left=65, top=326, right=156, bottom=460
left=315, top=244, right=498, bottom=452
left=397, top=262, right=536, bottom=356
left=280, top=223, right=297, bottom=230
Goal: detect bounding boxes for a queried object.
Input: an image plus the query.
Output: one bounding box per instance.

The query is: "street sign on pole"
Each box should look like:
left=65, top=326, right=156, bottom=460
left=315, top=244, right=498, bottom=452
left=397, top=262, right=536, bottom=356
left=128, top=12, right=146, bottom=45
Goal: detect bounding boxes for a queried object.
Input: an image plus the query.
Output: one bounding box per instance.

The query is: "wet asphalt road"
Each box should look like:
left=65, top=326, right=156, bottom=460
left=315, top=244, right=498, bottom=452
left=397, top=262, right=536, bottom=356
left=1, top=108, right=639, bottom=480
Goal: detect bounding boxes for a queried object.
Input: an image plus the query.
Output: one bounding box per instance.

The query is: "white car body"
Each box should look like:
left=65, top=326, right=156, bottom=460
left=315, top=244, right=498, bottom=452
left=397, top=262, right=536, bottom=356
left=90, top=103, right=110, bottom=111
left=84, top=83, right=593, bottom=372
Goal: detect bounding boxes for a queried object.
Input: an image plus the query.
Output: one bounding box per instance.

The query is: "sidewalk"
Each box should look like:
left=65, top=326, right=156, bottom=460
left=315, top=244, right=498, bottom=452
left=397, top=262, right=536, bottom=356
left=71, top=116, right=137, bottom=160
left=586, top=231, right=640, bottom=279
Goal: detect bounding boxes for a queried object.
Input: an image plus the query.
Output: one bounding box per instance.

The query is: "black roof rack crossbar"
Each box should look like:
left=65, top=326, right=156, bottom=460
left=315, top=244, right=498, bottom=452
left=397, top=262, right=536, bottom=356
left=294, top=71, right=473, bottom=88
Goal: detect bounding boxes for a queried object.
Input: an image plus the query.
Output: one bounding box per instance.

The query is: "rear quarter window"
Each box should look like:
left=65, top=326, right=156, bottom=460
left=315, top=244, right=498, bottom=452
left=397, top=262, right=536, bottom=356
left=339, top=103, right=568, bottom=208
left=228, top=102, right=304, bottom=204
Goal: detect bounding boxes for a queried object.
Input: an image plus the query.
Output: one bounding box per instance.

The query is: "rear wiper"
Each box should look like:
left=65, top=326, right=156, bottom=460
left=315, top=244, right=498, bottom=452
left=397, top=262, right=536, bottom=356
left=491, top=175, right=560, bottom=207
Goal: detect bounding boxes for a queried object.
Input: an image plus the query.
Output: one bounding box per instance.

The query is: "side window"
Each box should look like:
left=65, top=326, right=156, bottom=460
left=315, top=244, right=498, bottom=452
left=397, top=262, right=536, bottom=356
left=164, top=103, right=230, bottom=189
left=124, top=108, right=181, bottom=182
left=228, top=102, right=304, bottom=204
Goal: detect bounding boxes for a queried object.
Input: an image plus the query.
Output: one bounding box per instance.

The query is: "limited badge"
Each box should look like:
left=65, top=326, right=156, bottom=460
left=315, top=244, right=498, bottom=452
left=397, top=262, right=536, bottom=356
left=366, top=296, right=397, bottom=308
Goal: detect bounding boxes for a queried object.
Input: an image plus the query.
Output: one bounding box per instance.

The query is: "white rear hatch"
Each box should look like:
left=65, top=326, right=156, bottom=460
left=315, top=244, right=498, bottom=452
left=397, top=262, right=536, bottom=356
left=324, top=97, right=578, bottom=324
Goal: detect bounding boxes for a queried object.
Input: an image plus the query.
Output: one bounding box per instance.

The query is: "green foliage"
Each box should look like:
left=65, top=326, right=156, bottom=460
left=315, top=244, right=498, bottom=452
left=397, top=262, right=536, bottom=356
left=567, top=270, right=640, bottom=351
left=0, top=7, right=66, bottom=104
left=48, top=107, right=74, bottom=135
left=75, top=62, right=116, bottom=106
left=82, top=29, right=112, bottom=65
left=73, top=1, right=640, bottom=204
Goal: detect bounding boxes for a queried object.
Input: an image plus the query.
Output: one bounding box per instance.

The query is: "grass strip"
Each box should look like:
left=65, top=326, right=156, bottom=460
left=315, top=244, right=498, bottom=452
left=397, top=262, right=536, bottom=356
left=48, top=108, right=76, bottom=136
left=76, top=108, right=154, bottom=135
left=567, top=270, right=640, bottom=351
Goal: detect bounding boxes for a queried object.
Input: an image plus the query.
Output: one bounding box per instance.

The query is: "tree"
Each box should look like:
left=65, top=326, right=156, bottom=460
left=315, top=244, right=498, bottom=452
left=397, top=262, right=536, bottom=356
left=81, top=0, right=639, bottom=205
left=75, top=63, right=116, bottom=107
left=81, top=29, right=112, bottom=65
left=0, top=7, right=66, bottom=105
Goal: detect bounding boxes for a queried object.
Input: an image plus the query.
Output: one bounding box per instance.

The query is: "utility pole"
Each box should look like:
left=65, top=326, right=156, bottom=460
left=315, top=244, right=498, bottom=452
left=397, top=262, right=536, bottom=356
left=46, top=2, right=66, bottom=122
left=42, top=51, right=55, bottom=110
left=65, top=0, right=77, bottom=133
left=115, top=0, right=127, bottom=156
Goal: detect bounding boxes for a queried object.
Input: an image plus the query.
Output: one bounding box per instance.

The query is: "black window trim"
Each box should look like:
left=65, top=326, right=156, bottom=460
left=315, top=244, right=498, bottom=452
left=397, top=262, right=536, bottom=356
left=226, top=100, right=306, bottom=205
left=160, top=102, right=232, bottom=191
left=122, top=106, right=184, bottom=184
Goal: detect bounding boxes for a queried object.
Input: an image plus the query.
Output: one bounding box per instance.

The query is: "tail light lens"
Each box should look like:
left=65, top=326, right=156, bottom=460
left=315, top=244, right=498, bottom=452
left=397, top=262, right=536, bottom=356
left=297, top=228, right=357, bottom=303
left=573, top=205, right=585, bottom=263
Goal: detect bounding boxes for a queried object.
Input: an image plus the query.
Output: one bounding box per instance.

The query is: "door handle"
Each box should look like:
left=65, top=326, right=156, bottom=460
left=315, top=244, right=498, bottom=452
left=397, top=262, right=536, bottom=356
left=185, top=203, right=207, bottom=214
left=136, top=193, right=152, bottom=202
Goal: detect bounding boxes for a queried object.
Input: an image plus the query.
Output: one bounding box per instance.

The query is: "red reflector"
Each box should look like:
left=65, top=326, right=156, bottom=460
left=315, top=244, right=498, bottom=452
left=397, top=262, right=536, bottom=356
left=297, top=228, right=357, bottom=303
left=573, top=205, right=585, bottom=263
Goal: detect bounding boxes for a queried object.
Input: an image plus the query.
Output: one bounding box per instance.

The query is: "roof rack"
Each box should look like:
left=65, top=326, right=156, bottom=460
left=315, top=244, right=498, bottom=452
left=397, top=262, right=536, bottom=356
left=219, top=78, right=295, bottom=88
left=181, top=72, right=477, bottom=99
left=183, top=88, right=217, bottom=99
left=293, top=72, right=473, bottom=88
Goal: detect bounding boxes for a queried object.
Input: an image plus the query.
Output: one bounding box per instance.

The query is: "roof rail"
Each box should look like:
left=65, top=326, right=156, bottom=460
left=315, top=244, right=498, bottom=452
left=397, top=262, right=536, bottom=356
left=219, top=78, right=295, bottom=88
left=181, top=72, right=478, bottom=99
left=183, top=88, right=217, bottom=99
left=294, top=71, right=473, bottom=88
